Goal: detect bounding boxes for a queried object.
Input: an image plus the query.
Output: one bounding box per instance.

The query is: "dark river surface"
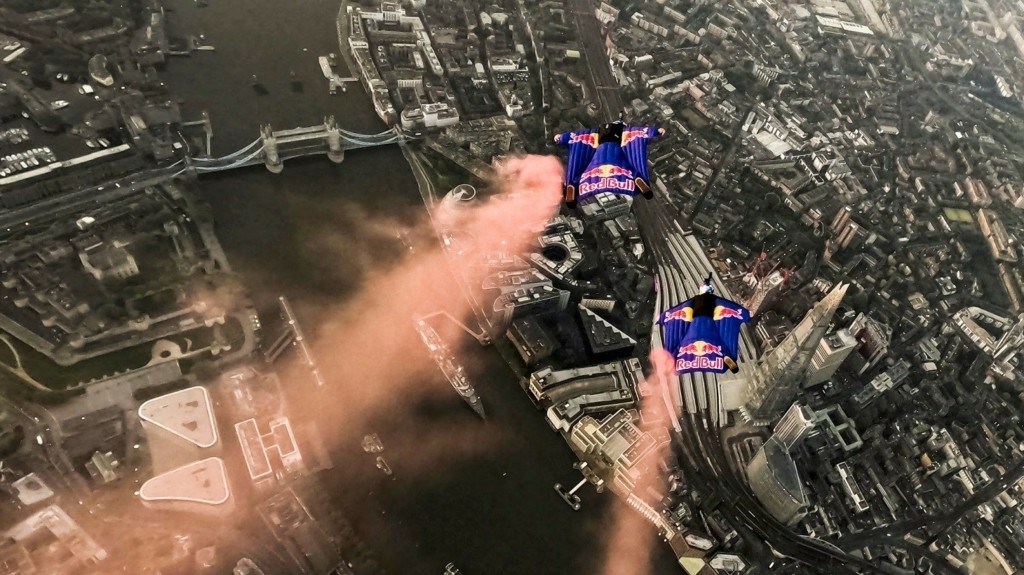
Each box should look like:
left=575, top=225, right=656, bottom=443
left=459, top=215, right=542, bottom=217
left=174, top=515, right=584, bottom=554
left=161, top=0, right=678, bottom=573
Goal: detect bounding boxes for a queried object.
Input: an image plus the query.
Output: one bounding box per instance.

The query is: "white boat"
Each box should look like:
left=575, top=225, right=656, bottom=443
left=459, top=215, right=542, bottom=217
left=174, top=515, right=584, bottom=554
left=317, top=56, right=333, bottom=79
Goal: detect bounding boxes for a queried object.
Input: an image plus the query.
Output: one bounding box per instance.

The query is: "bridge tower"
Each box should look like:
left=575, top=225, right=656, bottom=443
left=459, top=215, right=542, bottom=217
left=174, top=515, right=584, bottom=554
left=325, top=115, right=345, bottom=164
left=201, top=110, right=213, bottom=157
left=261, top=124, right=283, bottom=173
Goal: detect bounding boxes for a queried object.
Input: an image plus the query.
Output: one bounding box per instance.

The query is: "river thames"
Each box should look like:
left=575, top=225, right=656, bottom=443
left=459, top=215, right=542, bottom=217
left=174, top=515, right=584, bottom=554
left=161, top=0, right=678, bottom=573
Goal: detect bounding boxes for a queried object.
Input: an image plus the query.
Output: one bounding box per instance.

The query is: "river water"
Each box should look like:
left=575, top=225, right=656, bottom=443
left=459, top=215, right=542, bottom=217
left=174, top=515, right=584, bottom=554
left=161, top=0, right=677, bottom=573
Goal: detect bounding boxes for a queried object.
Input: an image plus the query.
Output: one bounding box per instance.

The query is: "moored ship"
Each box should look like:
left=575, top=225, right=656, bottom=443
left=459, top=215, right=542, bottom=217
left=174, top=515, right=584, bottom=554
left=415, top=318, right=486, bottom=419
left=317, top=56, right=334, bottom=79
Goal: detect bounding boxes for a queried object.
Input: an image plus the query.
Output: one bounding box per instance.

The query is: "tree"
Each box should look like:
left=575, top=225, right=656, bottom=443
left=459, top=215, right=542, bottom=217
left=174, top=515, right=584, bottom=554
left=0, top=424, right=24, bottom=459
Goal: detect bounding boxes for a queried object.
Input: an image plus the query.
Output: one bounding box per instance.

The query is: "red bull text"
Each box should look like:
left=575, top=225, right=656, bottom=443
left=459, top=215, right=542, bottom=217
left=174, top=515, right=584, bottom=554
left=579, top=179, right=635, bottom=195
left=676, top=357, right=724, bottom=372
left=579, top=164, right=635, bottom=195
left=676, top=341, right=724, bottom=372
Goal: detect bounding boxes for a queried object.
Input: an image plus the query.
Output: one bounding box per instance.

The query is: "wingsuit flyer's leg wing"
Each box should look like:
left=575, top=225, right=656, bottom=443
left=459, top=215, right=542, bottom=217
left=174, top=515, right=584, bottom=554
left=621, top=126, right=660, bottom=198
left=555, top=130, right=598, bottom=206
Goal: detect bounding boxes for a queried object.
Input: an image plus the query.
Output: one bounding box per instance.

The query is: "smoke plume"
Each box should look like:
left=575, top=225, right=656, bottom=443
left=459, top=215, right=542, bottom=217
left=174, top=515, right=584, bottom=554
left=291, top=154, right=563, bottom=439
left=75, top=155, right=565, bottom=574
left=598, top=348, right=678, bottom=575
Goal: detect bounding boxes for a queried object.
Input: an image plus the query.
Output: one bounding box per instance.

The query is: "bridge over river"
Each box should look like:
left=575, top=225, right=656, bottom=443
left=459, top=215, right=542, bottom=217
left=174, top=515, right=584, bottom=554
left=186, top=114, right=408, bottom=174
left=0, top=117, right=414, bottom=228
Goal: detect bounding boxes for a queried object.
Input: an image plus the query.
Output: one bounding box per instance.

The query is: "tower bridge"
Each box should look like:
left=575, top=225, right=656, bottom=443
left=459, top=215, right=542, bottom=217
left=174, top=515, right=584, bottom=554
left=188, top=115, right=405, bottom=174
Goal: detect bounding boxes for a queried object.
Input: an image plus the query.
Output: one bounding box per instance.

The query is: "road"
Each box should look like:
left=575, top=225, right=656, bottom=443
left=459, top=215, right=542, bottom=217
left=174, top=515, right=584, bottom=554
left=566, top=0, right=621, bottom=122
left=837, top=454, right=1024, bottom=550
left=0, top=163, right=185, bottom=231
left=687, top=101, right=758, bottom=223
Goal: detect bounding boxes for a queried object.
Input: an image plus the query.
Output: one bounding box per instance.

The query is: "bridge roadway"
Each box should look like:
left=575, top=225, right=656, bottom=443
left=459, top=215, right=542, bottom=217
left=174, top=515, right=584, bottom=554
left=0, top=125, right=410, bottom=230
left=189, top=125, right=403, bottom=173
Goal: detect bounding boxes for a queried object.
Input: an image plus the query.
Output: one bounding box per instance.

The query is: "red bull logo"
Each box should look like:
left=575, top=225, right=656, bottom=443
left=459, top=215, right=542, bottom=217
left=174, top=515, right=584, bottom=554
left=580, top=164, right=634, bottom=181
left=662, top=307, right=693, bottom=322
left=568, top=132, right=600, bottom=148
left=678, top=341, right=723, bottom=357
left=714, top=306, right=745, bottom=320
left=677, top=341, right=725, bottom=371
left=620, top=129, right=649, bottom=146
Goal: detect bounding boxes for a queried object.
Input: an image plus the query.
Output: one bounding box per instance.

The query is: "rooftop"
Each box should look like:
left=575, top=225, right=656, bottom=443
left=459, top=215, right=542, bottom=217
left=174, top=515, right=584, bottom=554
left=139, top=457, right=231, bottom=505
left=138, top=386, right=219, bottom=448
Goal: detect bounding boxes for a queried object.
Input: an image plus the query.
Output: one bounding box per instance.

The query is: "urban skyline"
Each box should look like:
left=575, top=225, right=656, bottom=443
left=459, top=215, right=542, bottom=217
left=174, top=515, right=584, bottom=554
left=0, top=0, right=1022, bottom=573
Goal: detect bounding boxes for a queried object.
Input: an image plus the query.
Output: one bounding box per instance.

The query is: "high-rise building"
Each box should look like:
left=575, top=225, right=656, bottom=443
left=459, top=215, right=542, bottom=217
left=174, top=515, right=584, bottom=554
left=823, top=207, right=873, bottom=263
left=746, top=438, right=809, bottom=526
left=772, top=403, right=816, bottom=449
left=830, top=206, right=853, bottom=235
left=994, top=314, right=1024, bottom=363
left=492, top=285, right=569, bottom=325
left=803, top=328, right=857, bottom=387
left=844, top=313, right=891, bottom=375
left=744, top=283, right=848, bottom=421
left=746, top=403, right=822, bottom=527
left=851, top=359, right=911, bottom=406
left=745, top=270, right=786, bottom=316
left=568, top=409, right=668, bottom=494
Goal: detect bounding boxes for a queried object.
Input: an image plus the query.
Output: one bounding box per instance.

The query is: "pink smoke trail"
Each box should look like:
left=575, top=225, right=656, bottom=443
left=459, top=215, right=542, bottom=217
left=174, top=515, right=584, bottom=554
left=291, top=153, right=564, bottom=452
left=599, top=348, right=678, bottom=575
left=83, top=155, right=566, bottom=574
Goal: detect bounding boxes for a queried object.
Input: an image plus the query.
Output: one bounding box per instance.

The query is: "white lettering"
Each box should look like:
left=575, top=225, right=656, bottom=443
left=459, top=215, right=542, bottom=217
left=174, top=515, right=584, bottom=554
left=579, top=178, right=636, bottom=195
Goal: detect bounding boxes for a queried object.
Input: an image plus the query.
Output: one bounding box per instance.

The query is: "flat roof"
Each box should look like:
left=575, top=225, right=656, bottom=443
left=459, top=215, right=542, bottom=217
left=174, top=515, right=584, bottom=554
left=12, top=473, right=54, bottom=506
left=138, top=386, right=219, bottom=448
left=139, top=457, right=230, bottom=505
left=236, top=418, right=272, bottom=481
